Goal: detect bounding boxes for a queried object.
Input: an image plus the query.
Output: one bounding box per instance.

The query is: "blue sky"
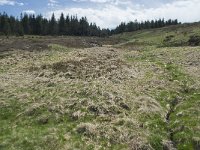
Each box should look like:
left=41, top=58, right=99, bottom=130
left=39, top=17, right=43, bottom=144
left=0, top=0, right=200, bottom=28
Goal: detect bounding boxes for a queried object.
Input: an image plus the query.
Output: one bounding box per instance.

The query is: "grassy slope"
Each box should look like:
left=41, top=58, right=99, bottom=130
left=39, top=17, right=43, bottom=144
left=0, top=23, right=200, bottom=150
left=114, top=22, right=200, bottom=48
left=113, top=22, right=200, bottom=149
left=124, top=46, right=200, bottom=149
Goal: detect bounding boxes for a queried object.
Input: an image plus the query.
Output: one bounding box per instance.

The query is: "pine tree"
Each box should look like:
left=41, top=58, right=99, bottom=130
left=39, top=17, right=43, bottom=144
left=49, top=13, right=57, bottom=35
left=89, top=23, right=99, bottom=36
left=0, top=13, right=6, bottom=34
left=58, top=13, right=66, bottom=35
left=0, top=14, right=1, bottom=33
left=150, top=20, right=155, bottom=28
left=70, top=15, right=79, bottom=35
left=29, top=14, right=36, bottom=34
left=41, top=18, right=49, bottom=35
left=79, top=17, right=89, bottom=36
left=21, top=14, right=30, bottom=34
left=161, top=18, right=165, bottom=27
left=3, top=18, right=11, bottom=36
left=158, top=19, right=162, bottom=28
left=15, top=20, right=24, bottom=36
left=65, top=15, right=70, bottom=35
left=126, top=21, right=134, bottom=32
left=100, top=28, right=110, bottom=37
left=9, top=16, right=16, bottom=34
left=35, top=15, right=43, bottom=35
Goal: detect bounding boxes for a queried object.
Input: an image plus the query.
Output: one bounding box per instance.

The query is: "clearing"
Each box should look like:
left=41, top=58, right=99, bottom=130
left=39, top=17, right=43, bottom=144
left=0, top=23, right=200, bottom=150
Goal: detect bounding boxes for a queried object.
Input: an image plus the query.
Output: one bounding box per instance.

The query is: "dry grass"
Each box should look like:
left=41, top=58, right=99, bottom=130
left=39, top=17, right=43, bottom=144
left=0, top=33, right=200, bottom=149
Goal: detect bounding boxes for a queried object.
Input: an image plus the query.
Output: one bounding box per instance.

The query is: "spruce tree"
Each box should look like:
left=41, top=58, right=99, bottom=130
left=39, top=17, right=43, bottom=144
left=15, top=21, right=24, bottom=36
left=49, top=13, right=57, bottom=35
left=21, top=14, right=30, bottom=34
left=126, top=21, right=134, bottom=32
left=29, top=14, right=36, bottom=34
left=35, top=15, right=43, bottom=35
left=65, top=15, right=70, bottom=35
left=58, top=13, right=66, bottom=35
left=70, top=15, right=79, bottom=35
left=0, top=14, right=6, bottom=34
left=0, top=17, right=1, bottom=34
left=41, top=18, right=49, bottom=35
left=3, top=18, right=11, bottom=36
left=8, top=16, right=16, bottom=34
left=79, top=17, right=89, bottom=36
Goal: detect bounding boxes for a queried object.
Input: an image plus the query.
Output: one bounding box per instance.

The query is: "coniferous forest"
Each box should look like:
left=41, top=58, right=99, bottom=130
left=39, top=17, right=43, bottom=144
left=0, top=12, right=179, bottom=37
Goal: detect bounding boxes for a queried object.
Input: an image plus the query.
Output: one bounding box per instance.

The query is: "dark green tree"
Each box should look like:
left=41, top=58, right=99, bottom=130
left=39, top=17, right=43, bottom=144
left=21, top=14, right=30, bottom=34
left=58, top=13, right=66, bottom=35
left=0, top=13, right=6, bottom=34
left=35, top=15, right=43, bottom=35
left=8, top=16, right=16, bottom=34
left=126, top=21, right=134, bottom=32
left=70, top=15, right=79, bottom=35
left=3, top=18, right=11, bottom=36
left=15, top=20, right=24, bottom=36
left=65, top=15, right=70, bottom=35
left=79, top=17, right=89, bottom=35
left=49, top=13, right=58, bottom=35
left=29, top=14, right=36, bottom=34
left=41, top=18, right=49, bottom=35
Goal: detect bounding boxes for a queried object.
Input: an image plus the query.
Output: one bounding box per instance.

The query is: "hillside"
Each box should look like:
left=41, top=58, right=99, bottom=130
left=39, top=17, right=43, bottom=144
left=0, top=23, right=200, bottom=150
left=114, top=22, right=200, bottom=48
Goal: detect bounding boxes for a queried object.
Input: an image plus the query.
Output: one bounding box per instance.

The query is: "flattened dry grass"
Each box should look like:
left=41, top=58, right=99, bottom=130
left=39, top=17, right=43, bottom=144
left=0, top=35, right=199, bottom=150
left=0, top=45, right=150, bottom=149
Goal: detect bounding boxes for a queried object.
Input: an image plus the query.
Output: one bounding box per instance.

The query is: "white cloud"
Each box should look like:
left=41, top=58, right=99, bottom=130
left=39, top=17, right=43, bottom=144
left=73, top=0, right=133, bottom=6
left=22, top=10, right=35, bottom=14
left=0, top=0, right=24, bottom=6
left=73, top=0, right=113, bottom=3
left=0, top=0, right=15, bottom=5
left=48, top=0, right=59, bottom=7
left=47, top=0, right=200, bottom=28
left=49, top=0, right=57, bottom=3
left=137, top=0, right=200, bottom=22
left=18, top=2, right=23, bottom=6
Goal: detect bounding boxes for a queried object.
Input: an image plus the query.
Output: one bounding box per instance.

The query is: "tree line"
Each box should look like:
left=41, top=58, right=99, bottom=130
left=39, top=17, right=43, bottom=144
left=0, top=12, right=109, bottom=36
left=112, top=19, right=179, bottom=34
left=0, top=12, right=179, bottom=37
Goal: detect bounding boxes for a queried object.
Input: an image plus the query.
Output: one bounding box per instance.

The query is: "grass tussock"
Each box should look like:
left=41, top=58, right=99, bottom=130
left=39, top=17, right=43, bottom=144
left=0, top=24, right=200, bottom=149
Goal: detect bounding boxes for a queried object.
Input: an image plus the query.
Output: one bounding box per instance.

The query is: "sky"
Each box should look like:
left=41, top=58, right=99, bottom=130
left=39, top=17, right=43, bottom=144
left=0, top=0, right=200, bottom=28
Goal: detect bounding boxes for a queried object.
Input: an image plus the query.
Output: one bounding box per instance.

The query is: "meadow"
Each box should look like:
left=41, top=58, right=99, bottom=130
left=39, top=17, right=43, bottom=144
left=0, top=23, right=200, bottom=150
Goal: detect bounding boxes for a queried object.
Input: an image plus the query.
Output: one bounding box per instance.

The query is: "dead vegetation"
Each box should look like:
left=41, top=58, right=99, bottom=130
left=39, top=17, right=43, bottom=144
left=0, top=36, right=122, bottom=52
left=47, top=48, right=131, bottom=81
